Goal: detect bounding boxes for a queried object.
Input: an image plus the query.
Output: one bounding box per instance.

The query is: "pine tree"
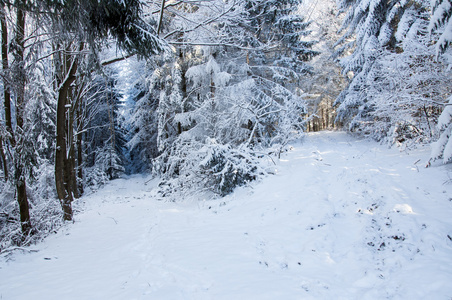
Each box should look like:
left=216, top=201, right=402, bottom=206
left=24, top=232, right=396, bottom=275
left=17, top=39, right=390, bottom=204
left=334, top=0, right=451, bottom=145
left=429, top=0, right=452, bottom=55
left=428, top=0, right=452, bottom=163
left=431, top=96, right=452, bottom=163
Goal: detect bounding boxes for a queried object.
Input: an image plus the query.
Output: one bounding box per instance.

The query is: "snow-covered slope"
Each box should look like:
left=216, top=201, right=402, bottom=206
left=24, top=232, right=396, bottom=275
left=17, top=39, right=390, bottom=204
left=1, top=131, right=452, bottom=299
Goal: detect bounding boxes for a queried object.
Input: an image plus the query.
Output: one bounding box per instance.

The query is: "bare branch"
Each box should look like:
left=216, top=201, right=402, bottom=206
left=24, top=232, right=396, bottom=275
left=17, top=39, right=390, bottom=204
left=101, top=54, right=135, bottom=67
left=157, top=0, right=165, bottom=35
left=168, top=41, right=275, bottom=51
left=163, top=2, right=236, bottom=40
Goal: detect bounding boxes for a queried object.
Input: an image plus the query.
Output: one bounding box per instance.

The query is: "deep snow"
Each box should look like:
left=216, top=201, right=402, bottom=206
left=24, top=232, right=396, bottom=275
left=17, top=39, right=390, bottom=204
left=1, top=131, right=452, bottom=299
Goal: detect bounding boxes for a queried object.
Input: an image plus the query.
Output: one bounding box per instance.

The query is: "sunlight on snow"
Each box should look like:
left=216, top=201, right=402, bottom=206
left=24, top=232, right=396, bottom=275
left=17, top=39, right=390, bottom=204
left=323, top=252, right=336, bottom=264
left=369, top=168, right=400, bottom=177
left=393, top=204, right=416, bottom=214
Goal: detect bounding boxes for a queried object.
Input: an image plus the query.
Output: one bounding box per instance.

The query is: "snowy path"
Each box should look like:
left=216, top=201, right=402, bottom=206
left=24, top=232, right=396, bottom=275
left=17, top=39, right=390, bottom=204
left=1, top=131, right=452, bottom=299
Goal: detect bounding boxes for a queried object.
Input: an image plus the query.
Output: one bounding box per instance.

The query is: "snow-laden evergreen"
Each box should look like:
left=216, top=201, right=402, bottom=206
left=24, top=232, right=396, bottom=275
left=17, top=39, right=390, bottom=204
left=351, top=20, right=450, bottom=145
left=431, top=95, right=452, bottom=163
left=334, top=0, right=452, bottom=146
left=429, top=0, right=452, bottom=55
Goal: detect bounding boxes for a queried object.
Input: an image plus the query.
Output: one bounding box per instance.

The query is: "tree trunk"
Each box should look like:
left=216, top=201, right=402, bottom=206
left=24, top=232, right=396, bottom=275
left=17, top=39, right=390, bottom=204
left=1, top=8, right=12, bottom=143
left=1, top=8, right=11, bottom=181
left=76, top=103, right=84, bottom=195
left=69, top=134, right=79, bottom=199
left=55, top=81, right=74, bottom=220
left=0, top=138, right=7, bottom=180
left=67, top=84, right=80, bottom=199
left=178, top=49, right=186, bottom=135
left=108, top=93, right=116, bottom=180
left=325, top=101, right=330, bottom=129
left=55, top=43, right=82, bottom=221
left=13, top=8, right=31, bottom=234
left=157, top=0, right=165, bottom=35
left=15, top=157, right=30, bottom=234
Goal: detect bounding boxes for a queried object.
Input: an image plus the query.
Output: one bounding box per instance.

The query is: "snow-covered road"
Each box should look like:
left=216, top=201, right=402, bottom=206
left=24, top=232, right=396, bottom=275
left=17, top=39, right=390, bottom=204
left=1, top=131, right=452, bottom=299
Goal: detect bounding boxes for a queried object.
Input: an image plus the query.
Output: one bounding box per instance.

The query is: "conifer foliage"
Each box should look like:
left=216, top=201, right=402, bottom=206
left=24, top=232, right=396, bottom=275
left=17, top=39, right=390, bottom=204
left=428, top=0, right=452, bottom=163
left=334, top=0, right=452, bottom=147
left=431, top=96, right=452, bottom=163
left=429, top=0, right=452, bottom=55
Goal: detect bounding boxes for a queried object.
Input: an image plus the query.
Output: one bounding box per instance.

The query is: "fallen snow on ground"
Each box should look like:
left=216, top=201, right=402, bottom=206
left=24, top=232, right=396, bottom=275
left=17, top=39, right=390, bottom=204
left=1, top=131, right=452, bottom=299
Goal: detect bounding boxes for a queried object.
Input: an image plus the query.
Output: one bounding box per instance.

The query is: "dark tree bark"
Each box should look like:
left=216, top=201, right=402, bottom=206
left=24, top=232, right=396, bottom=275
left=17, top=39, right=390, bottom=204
left=76, top=103, right=84, bottom=195
left=13, top=8, right=31, bottom=234
left=107, top=94, right=115, bottom=180
left=178, top=49, right=187, bottom=135
left=55, top=43, right=83, bottom=221
left=74, top=84, right=84, bottom=196
left=1, top=9, right=11, bottom=181
left=157, top=0, right=165, bottom=35
left=0, top=138, right=7, bottom=180
left=2, top=9, right=12, bottom=144
left=68, top=84, right=80, bottom=199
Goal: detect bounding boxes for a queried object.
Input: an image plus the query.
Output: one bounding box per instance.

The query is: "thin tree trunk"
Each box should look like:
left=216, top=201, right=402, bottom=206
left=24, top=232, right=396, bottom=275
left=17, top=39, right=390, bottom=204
left=72, top=81, right=85, bottom=197
left=1, top=10, right=9, bottom=180
left=0, top=138, right=7, bottom=180
left=107, top=93, right=115, bottom=180
left=178, top=49, right=186, bottom=135
left=1, top=9, right=11, bottom=182
left=69, top=116, right=79, bottom=198
left=157, top=0, right=165, bottom=35
left=76, top=101, right=84, bottom=195
left=1, top=9, right=12, bottom=144
left=14, top=8, right=31, bottom=234
left=67, top=83, right=80, bottom=199
left=423, top=105, right=433, bottom=138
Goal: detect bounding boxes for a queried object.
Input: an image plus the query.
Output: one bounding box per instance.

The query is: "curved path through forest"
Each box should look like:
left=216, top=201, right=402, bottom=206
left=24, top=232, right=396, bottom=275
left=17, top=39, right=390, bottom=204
left=1, top=131, right=452, bottom=299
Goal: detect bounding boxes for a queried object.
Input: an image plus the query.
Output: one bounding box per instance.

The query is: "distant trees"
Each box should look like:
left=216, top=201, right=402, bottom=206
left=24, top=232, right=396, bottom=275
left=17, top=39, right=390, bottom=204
left=125, top=65, right=160, bottom=174
left=297, top=0, right=347, bottom=131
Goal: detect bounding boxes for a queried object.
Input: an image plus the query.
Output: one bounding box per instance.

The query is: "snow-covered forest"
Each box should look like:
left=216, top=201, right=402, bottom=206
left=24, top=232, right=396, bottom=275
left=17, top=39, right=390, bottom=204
left=0, top=0, right=451, bottom=297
